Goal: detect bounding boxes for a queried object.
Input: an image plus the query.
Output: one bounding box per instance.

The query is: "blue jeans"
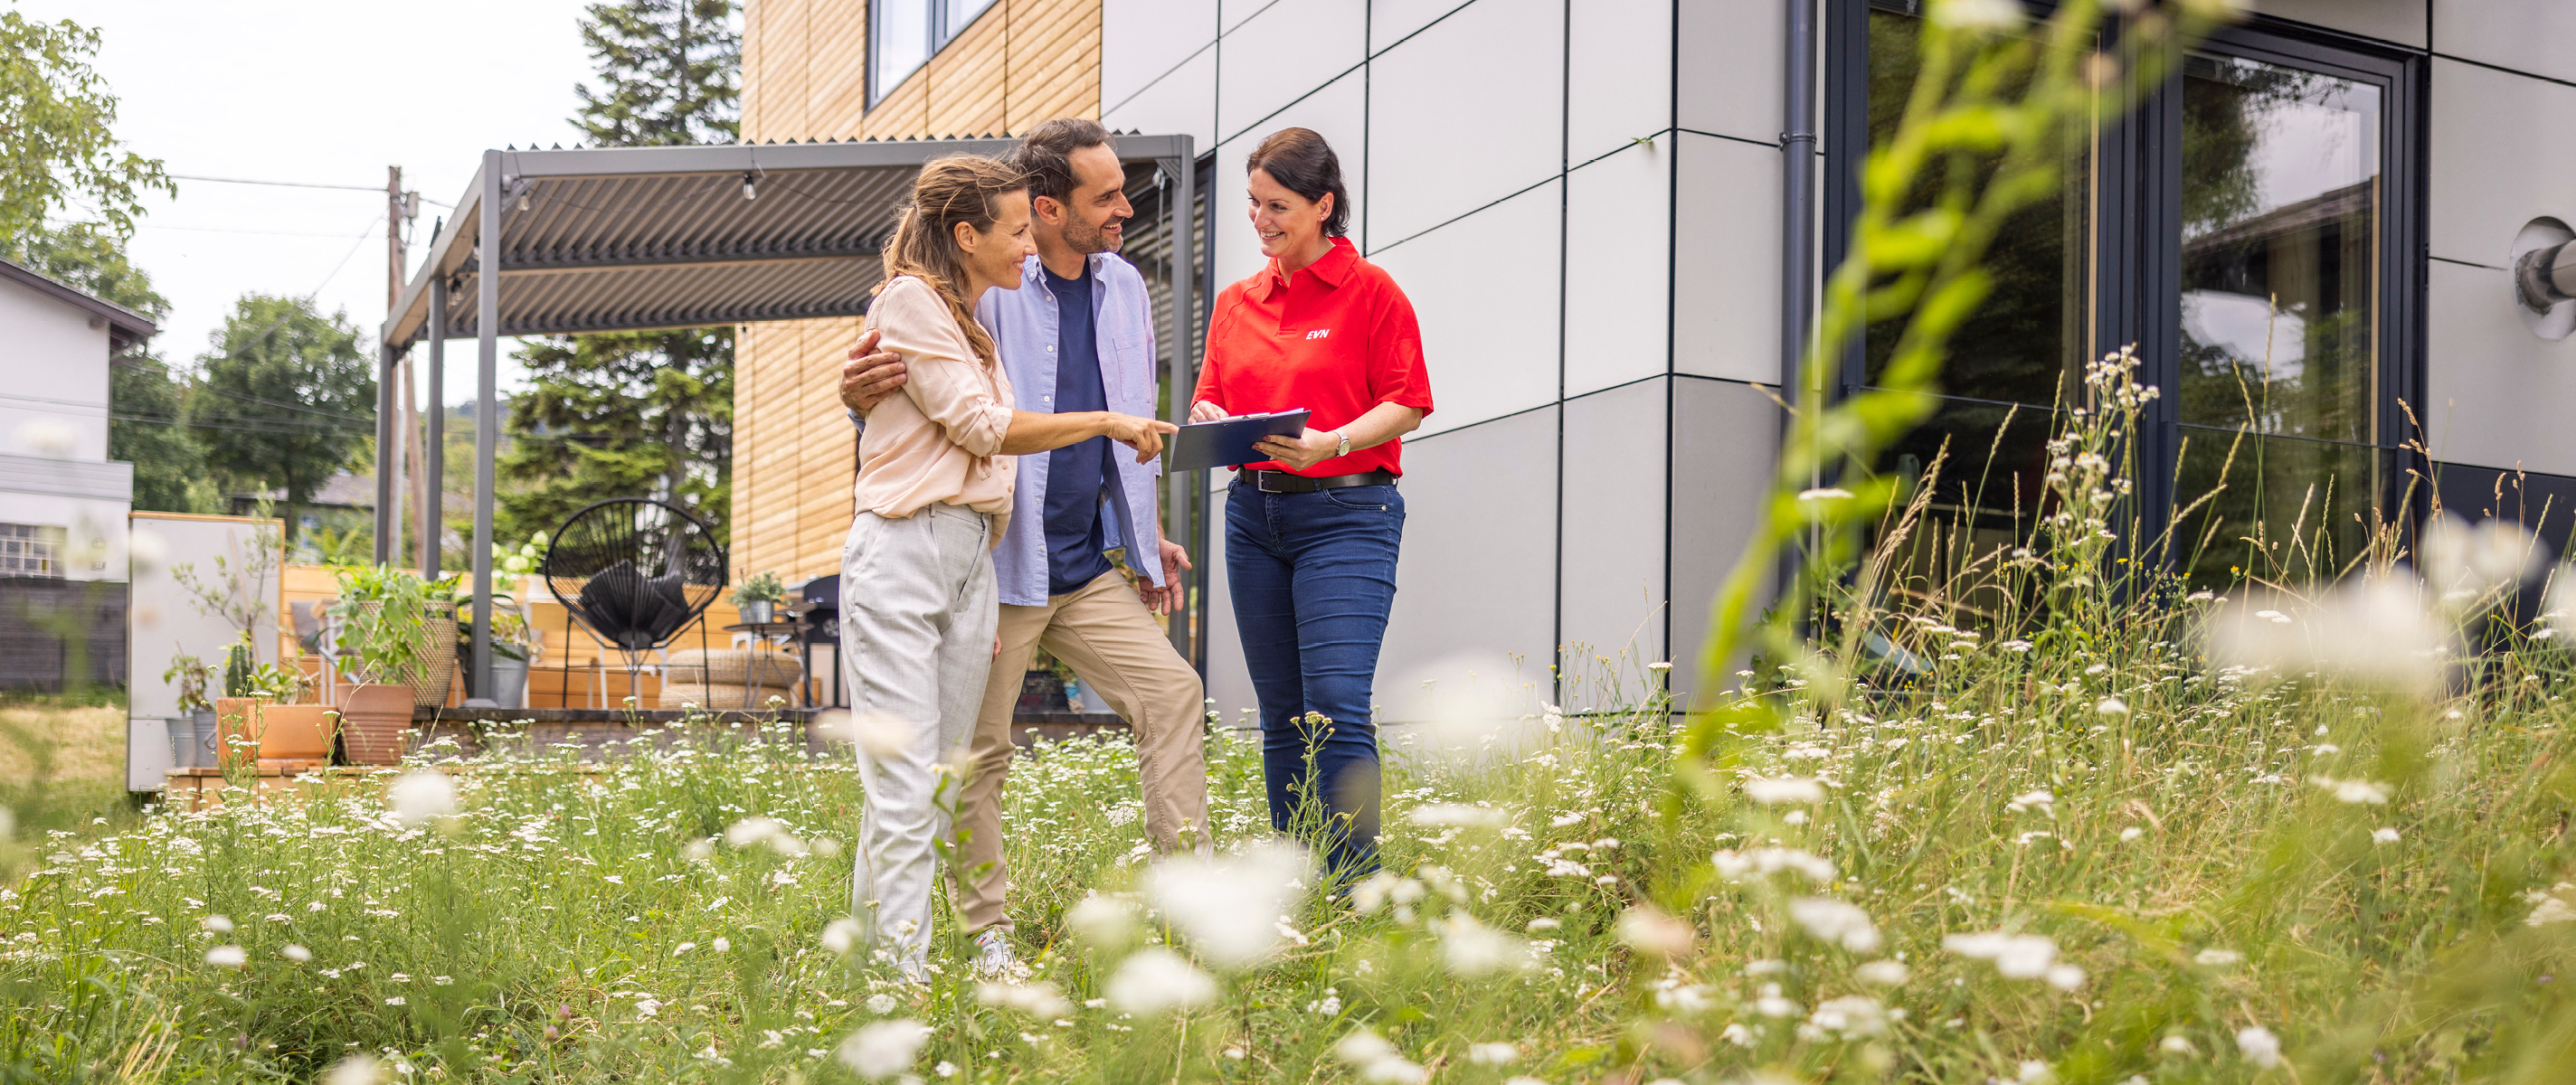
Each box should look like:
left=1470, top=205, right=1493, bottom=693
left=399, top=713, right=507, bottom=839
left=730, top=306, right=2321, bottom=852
left=1225, top=480, right=1405, bottom=882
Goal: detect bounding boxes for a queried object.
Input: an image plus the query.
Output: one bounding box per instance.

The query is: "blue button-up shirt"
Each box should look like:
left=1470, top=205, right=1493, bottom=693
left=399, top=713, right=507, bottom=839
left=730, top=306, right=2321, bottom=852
left=975, top=252, right=1164, bottom=606
left=851, top=255, right=1165, bottom=605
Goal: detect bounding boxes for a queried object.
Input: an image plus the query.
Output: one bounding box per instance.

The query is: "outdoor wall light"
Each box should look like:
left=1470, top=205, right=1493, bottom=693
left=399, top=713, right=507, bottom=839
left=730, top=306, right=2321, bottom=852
left=742, top=172, right=759, bottom=201
left=2513, top=216, right=2576, bottom=340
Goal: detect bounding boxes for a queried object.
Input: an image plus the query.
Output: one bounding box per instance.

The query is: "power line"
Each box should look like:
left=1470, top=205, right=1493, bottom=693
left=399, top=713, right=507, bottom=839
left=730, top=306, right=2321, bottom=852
left=139, top=222, right=384, bottom=239
left=166, top=173, right=455, bottom=208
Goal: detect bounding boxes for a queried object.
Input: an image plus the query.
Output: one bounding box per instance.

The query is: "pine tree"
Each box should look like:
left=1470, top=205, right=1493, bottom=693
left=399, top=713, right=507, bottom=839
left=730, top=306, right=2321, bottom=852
left=498, top=0, right=739, bottom=550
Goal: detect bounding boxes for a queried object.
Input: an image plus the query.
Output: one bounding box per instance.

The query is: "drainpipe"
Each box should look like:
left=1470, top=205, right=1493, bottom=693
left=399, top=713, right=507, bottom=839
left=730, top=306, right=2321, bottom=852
left=1780, top=0, right=1820, bottom=618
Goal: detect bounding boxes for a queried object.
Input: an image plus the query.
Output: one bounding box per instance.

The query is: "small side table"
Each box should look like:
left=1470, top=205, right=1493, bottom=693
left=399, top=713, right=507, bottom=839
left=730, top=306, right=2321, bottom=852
left=723, top=621, right=807, bottom=708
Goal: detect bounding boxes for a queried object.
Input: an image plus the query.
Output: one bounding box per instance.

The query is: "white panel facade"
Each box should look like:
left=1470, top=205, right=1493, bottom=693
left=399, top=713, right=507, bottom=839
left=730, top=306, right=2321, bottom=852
left=1672, top=131, right=1781, bottom=385
left=1667, top=376, right=1777, bottom=702
left=1373, top=406, right=1559, bottom=714
left=1216, top=0, right=1367, bottom=143
left=2424, top=259, right=2576, bottom=476
left=1103, top=45, right=1217, bottom=152
left=1209, top=70, right=1370, bottom=289
left=2250, top=0, right=2426, bottom=50
left=1563, top=141, right=1672, bottom=397
left=1102, top=0, right=1218, bottom=113
left=1368, top=0, right=1473, bottom=54
left=1558, top=378, right=1670, bottom=697
left=1363, top=0, right=1562, bottom=248
left=1567, top=0, right=1672, bottom=165
left=0, top=283, right=115, bottom=463
left=1678, top=0, right=1784, bottom=146
left=2427, top=58, right=2576, bottom=270
left=1368, top=180, right=1561, bottom=438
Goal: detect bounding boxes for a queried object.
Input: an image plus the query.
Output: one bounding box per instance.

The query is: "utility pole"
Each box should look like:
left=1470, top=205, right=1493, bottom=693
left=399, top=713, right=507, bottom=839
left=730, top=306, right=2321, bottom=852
left=389, top=165, right=425, bottom=571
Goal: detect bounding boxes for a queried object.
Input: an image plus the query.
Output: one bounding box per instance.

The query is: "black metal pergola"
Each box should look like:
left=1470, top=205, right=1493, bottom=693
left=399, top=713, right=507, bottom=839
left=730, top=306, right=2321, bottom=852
left=374, top=134, right=1202, bottom=701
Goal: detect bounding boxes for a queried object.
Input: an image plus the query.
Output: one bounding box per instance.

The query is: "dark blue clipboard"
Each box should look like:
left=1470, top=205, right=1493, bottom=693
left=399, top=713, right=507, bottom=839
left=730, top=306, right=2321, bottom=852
left=1165, top=409, right=1311, bottom=471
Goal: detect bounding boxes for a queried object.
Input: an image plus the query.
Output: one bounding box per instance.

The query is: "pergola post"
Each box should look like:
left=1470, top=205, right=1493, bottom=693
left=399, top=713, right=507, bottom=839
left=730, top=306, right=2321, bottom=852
left=373, top=341, right=397, bottom=563
left=468, top=150, right=501, bottom=704
left=423, top=275, right=446, bottom=577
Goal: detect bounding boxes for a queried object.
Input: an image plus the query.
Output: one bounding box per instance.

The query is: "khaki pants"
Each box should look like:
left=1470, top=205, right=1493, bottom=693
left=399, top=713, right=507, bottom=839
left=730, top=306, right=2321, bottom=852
left=956, top=571, right=1207, bottom=934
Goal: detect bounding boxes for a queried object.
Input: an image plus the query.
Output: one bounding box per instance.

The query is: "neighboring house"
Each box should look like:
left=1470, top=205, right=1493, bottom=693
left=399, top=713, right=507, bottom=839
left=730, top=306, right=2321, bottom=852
left=732, top=0, right=2576, bottom=711
left=230, top=469, right=378, bottom=557
left=0, top=259, right=151, bottom=581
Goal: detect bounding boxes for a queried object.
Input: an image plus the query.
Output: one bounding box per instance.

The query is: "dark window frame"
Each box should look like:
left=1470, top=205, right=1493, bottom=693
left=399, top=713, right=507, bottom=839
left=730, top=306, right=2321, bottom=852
left=1823, top=0, right=2428, bottom=566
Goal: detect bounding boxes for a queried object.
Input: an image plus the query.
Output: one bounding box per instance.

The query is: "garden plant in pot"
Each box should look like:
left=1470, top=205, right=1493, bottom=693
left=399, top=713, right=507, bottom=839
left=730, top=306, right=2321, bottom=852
left=329, top=565, right=438, bottom=765
left=211, top=637, right=333, bottom=769
left=160, top=653, right=216, bottom=769
left=458, top=601, right=537, bottom=709
left=732, top=570, right=784, bottom=625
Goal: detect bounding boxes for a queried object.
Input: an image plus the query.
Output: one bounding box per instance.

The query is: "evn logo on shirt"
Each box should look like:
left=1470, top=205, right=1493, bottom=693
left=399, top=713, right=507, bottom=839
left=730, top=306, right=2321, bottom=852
left=1305, top=328, right=1331, bottom=340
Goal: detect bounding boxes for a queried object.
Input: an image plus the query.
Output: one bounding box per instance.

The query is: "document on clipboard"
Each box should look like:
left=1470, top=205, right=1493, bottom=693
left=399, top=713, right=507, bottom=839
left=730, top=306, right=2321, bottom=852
left=1164, top=409, right=1312, bottom=472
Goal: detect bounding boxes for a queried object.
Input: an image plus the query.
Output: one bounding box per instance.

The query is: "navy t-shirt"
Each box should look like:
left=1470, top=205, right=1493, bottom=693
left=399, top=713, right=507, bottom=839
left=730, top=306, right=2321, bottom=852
left=1041, top=261, right=1116, bottom=596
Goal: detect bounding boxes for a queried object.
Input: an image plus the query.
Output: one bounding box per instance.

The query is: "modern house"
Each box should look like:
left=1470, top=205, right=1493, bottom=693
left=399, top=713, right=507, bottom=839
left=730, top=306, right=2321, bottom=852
left=707, top=0, right=2576, bottom=712
left=0, top=259, right=153, bottom=690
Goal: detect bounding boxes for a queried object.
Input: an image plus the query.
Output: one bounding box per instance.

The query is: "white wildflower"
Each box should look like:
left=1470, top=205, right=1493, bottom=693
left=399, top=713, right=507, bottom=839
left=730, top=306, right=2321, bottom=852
left=1103, top=948, right=1217, bottom=1014
left=1334, top=1028, right=1426, bottom=1085
left=821, top=917, right=866, bottom=955
left=1437, top=913, right=1529, bottom=976
left=2205, top=580, right=2451, bottom=693
left=1931, top=0, right=2023, bottom=32
left=2236, top=1024, right=2282, bottom=1069
left=201, top=915, right=233, bottom=934
left=1142, top=841, right=1306, bottom=968
left=1808, top=995, right=1889, bottom=1037
left=1744, top=776, right=1825, bottom=805
left=204, top=945, right=246, bottom=967
left=1064, top=895, right=1138, bottom=947
left=2096, top=696, right=2128, bottom=716
left=387, top=770, right=458, bottom=826
left=2372, top=827, right=2401, bottom=844
left=324, top=1055, right=384, bottom=1085
left=846, top=712, right=914, bottom=760
left=2044, top=963, right=2086, bottom=990
left=977, top=981, right=1073, bottom=1019
left=2421, top=514, right=2542, bottom=604
left=1943, top=930, right=2060, bottom=979
left=281, top=944, right=312, bottom=962
left=865, top=993, right=900, bottom=1014
left=1467, top=1042, right=1520, bottom=1065
left=1406, top=804, right=1508, bottom=829
left=838, top=1019, right=930, bottom=1079
left=1711, top=847, right=1836, bottom=883
left=1787, top=897, right=1882, bottom=953
left=1614, top=906, right=1694, bottom=957
left=1854, top=958, right=1910, bottom=986
left=2007, top=790, right=2054, bottom=816
left=2310, top=776, right=2391, bottom=805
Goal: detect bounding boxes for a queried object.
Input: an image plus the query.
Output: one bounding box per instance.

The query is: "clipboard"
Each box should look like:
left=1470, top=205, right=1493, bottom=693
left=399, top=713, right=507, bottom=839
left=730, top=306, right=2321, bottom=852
left=1164, top=409, right=1312, bottom=472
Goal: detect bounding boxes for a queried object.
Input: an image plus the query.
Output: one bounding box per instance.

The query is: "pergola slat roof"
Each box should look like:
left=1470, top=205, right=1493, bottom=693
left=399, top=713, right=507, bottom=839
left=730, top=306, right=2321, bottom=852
left=382, top=135, right=1193, bottom=348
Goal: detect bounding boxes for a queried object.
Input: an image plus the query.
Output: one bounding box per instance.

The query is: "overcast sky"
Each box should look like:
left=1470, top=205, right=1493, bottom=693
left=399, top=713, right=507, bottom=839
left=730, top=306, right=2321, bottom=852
left=40, top=0, right=620, bottom=407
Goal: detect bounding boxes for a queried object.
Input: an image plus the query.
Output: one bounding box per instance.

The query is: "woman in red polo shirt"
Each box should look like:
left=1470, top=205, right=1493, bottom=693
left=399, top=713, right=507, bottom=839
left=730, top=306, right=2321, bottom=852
left=1189, top=127, right=1434, bottom=884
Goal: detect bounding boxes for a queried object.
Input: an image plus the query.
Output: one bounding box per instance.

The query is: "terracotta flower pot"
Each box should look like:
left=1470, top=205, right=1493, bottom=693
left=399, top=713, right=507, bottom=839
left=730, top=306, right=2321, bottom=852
left=212, top=696, right=274, bottom=769
left=253, top=703, right=336, bottom=761
left=339, top=684, right=416, bottom=766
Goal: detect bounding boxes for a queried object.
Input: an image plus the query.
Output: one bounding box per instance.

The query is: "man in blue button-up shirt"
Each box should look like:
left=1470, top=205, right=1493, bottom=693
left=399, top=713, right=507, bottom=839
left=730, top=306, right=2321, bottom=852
left=841, top=120, right=1206, bottom=977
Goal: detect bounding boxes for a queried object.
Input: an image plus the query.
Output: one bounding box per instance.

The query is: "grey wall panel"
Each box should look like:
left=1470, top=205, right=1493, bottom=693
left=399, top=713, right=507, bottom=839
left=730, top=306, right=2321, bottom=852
left=1218, top=0, right=1368, bottom=143
left=2423, top=259, right=2576, bottom=476
left=1202, top=473, right=1257, bottom=722
left=1374, top=406, right=1561, bottom=718
left=2248, top=0, right=2425, bottom=48
left=1558, top=378, right=1672, bottom=708
left=1210, top=70, right=1370, bottom=288
left=1673, top=131, right=1783, bottom=385
left=2436, top=2, right=2576, bottom=84
left=1678, top=0, right=1784, bottom=147
left=1104, top=45, right=1218, bottom=154
left=1569, top=0, right=1674, bottom=165
left=1565, top=142, right=1672, bottom=397
left=1366, top=0, right=1565, bottom=248
left=1103, top=0, right=1220, bottom=114
left=2428, top=59, right=2576, bottom=269
left=1369, top=179, right=1563, bottom=438
left=1668, top=376, right=1777, bottom=703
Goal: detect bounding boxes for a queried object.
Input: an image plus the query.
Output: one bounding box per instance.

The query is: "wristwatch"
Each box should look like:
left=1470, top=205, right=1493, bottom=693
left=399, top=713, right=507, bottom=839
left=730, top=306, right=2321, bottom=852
left=1334, top=429, right=1351, bottom=458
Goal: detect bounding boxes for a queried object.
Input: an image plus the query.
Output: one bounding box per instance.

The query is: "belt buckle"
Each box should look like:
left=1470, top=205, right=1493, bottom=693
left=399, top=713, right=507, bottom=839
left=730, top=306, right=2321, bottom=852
left=1252, top=469, right=1283, bottom=494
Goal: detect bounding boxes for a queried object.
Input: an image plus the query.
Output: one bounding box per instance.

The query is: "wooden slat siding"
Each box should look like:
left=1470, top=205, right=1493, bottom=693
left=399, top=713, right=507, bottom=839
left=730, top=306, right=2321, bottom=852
left=731, top=0, right=1103, bottom=590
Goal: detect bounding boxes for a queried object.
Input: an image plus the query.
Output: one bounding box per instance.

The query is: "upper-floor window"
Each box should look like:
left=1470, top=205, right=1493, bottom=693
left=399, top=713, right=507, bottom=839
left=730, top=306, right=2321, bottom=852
left=871, top=0, right=998, bottom=105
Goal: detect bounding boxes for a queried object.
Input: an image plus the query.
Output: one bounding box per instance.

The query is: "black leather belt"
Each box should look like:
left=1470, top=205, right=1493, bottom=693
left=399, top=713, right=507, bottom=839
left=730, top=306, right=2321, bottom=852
left=1236, top=467, right=1398, bottom=493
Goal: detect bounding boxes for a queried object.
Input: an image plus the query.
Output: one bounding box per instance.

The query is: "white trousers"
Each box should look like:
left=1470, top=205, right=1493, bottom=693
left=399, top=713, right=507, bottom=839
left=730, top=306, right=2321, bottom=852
left=840, top=504, right=998, bottom=976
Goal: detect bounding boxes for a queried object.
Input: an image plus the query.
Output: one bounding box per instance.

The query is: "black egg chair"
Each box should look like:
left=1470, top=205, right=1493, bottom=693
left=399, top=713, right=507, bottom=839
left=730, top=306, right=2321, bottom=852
left=542, top=497, right=727, bottom=705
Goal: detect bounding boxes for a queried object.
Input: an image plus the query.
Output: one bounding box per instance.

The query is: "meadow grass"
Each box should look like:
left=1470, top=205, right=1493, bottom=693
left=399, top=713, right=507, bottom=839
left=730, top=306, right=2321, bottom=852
left=0, top=619, right=2571, bottom=1085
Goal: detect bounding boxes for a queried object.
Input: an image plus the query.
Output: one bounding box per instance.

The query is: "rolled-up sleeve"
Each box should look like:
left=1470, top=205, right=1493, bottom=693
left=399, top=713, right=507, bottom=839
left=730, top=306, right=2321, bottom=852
left=874, top=278, right=1014, bottom=457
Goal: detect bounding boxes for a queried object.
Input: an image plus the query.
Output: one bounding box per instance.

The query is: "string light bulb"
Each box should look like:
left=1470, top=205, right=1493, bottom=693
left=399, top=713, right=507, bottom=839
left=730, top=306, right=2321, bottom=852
left=743, top=172, right=759, bottom=201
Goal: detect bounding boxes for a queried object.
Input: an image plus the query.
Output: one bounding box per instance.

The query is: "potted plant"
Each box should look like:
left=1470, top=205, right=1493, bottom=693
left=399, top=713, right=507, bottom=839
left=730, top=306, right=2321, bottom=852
left=329, top=564, right=436, bottom=765
left=733, top=571, right=785, bottom=624
left=161, top=652, right=217, bottom=769
left=211, top=638, right=271, bottom=769
left=457, top=599, right=536, bottom=709
left=219, top=656, right=333, bottom=765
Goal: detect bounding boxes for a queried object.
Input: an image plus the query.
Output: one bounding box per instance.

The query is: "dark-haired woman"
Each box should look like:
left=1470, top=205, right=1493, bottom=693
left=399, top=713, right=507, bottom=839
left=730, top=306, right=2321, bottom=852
left=848, top=154, right=1172, bottom=979
left=1188, top=127, right=1434, bottom=884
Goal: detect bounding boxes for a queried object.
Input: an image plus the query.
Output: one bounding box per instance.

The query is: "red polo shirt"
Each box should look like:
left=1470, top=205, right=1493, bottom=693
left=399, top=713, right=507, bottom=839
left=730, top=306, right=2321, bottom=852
left=1193, top=236, right=1435, bottom=476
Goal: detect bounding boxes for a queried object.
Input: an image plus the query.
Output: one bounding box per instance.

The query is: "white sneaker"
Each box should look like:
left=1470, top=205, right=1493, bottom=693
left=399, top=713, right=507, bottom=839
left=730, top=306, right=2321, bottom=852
left=972, top=929, right=1027, bottom=980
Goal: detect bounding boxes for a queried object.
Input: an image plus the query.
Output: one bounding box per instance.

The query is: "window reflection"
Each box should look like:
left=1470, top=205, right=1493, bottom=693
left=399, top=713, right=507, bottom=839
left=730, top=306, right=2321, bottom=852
left=2174, top=55, right=2384, bottom=584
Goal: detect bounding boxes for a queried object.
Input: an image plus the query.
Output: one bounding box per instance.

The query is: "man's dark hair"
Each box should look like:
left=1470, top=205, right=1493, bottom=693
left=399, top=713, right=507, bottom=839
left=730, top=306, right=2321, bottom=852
left=1012, top=118, right=1116, bottom=207
left=1245, top=127, right=1350, bottom=238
